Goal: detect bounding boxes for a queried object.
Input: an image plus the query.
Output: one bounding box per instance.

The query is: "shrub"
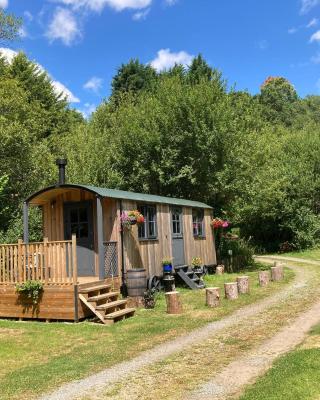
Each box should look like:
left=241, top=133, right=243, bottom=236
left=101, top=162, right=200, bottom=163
left=219, top=238, right=254, bottom=272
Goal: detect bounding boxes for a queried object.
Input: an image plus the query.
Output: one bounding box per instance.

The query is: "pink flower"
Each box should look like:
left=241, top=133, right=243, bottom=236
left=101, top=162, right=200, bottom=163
left=222, top=221, right=229, bottom=228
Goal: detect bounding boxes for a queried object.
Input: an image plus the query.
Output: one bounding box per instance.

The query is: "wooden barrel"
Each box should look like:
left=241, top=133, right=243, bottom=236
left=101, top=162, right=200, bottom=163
left=126, top=269, right=147, bottom=297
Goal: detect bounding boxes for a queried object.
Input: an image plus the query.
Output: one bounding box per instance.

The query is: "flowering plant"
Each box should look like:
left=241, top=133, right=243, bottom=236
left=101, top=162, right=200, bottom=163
left=120, top=210, right=144, bottom=229
left=191, top=257, right=202, bottom=268
left=211, top=218, right=229, bottom=229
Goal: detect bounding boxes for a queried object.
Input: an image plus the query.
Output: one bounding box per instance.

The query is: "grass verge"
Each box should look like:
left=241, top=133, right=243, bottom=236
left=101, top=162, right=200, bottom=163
left=239, top=323, right=320, bottom=400
left=0, top=267, right=293, bottom=400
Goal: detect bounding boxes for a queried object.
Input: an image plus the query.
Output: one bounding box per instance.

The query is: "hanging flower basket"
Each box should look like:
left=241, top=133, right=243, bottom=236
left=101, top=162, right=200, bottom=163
left=121, top=210, right=144, bottom=230
left=211, top=218, right=230, bottom=229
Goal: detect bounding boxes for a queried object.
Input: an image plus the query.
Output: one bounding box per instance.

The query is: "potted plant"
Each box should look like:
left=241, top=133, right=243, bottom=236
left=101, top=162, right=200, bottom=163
left=143, top=288, right=157, bottom=309
left=191, top=257, right=203, bottom=273
left=162, top=257, right=173, bottom=275
left=16, top=280, right=44, bottom=305
left=120, top=210, right=144, bottom=230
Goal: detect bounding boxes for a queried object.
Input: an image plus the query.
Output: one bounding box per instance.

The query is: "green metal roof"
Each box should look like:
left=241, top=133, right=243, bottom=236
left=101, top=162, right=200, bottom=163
left=77, top=184, right=212, bottom=209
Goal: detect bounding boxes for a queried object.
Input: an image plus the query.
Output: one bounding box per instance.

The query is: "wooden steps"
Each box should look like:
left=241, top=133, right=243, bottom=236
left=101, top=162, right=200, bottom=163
left=174, top=265, right=205, bottom=290
left=78, top=281, right=135, bottom=325
left=87, top=292, right=119, bottom=302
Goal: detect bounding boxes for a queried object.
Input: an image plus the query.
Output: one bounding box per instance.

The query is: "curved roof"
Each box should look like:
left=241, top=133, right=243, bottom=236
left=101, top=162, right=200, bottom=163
left=26, top=183, right=212, bottom=209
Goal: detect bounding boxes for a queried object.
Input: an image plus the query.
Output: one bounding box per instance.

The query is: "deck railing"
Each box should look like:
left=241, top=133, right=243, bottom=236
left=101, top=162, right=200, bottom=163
left=0, top=235, right=77, bottom=285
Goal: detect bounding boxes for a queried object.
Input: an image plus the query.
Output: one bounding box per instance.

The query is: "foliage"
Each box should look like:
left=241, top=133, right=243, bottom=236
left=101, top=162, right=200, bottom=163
left=16, top=280, right=43, bottom=304
left=219, top=238, right=255, bottom=272
left=143, top=288, right=158, bottom=309
left=120, top=210, right=144, bottom=229
left=191, top=257, right=202, bottom=267
left=0, top=10, right=21, bottom=42
left=162, top=257, right=172, bottom=265
left=259, top=76, right=299, bottom=126
left=111, top=58, right=157, bottom=101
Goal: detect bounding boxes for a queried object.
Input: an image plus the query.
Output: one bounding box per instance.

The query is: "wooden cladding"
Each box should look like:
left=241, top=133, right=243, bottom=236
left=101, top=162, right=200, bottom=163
left=0, top=236, right=77, bottom=285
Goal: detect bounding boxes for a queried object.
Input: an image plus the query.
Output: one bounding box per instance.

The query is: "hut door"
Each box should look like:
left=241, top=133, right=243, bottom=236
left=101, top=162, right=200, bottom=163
left=64, top=201, right=95, bottom=276
left=171, top=207, right=185, bottom=267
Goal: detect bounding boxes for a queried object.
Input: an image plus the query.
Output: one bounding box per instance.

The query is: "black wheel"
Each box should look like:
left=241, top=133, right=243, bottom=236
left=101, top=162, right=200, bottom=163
left=148, top=275, right=163, bottom=291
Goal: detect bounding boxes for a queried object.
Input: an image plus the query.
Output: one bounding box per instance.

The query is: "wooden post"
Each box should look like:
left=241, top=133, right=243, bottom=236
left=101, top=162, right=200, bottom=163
left=237, top=276, right=250, bottom=294
left=216, top=265, right=225, bottom=275
left=23, top=202, right=29, bottom=244
left=206, top=287, right=220, bottom=307
left=258, top=271, right=270, bottom=287
left=165, top=291, right=183, bottom=314
left=224, top=282, right=238, bottom=300
left=72, top=234, right=78, bottom=284
left=271, top=265, right=284, bottom=281
left=96, top=196, right=105, bottom=280
left=17, top=239, right=23, bottom=283
left=44, top=237, right=49, bottom=284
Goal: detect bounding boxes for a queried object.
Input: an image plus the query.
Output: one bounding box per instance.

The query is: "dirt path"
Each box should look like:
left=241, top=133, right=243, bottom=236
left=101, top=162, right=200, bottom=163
left=39, top=259, right=315, bottom=400
left=190, top=298, right=320, bottom=399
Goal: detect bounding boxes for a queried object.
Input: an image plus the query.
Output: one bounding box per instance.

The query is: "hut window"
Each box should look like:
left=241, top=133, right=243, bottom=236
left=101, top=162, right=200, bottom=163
left=138, top=204, right=157, bottom=240
left=192, top=209, right=205, bottom=237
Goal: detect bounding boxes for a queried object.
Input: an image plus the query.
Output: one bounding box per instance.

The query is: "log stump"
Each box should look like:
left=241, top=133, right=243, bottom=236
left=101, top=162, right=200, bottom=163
left=216, top=265, right=225, bottom=275
left=206, top=287, right=220, bottom=307
left=165, top=291, right=183, bottom=314
left=271, top=265, right=284, bottom=281
left=237, top=276, right=250, bottom=294
left=224, top=282, right=238, bottom=300
left=258, top=271, right=270, bottom=287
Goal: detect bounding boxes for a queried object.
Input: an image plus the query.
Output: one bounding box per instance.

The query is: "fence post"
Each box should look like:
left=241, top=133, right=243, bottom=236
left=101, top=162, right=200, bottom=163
left=44, top=237, right=49, bottom=284
left=72, top=234, right=78, bottom=284
left=18, top=239, right=23, bottom=283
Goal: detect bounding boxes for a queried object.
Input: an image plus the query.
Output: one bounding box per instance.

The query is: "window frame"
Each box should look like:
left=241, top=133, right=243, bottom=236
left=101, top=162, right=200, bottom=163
left=138, top=204, right=158, bottom=240
left=192, top=208, right=205, bottom=238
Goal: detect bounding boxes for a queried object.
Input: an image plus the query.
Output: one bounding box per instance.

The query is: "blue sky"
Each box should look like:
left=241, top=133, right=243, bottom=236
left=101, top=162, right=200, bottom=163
left=1, top=0, right=320, bottom=116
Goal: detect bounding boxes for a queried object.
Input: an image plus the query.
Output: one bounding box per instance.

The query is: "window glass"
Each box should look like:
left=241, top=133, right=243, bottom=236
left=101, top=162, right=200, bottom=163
left=192, top=209, right=205, bottom=237
left=70, top=209, right=78, bottom=224
left=79, top=207, right=88, bottom=223
left=138, top=204, right=157, bottom=239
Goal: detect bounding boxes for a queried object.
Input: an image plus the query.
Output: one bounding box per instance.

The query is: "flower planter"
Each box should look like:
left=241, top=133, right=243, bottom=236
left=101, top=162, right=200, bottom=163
left=163, top=263, right=173, bottom=275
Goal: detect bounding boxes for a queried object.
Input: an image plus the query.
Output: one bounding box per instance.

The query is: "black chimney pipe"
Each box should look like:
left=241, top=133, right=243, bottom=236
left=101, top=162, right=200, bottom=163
left=56, top=159, right=67, bottom=185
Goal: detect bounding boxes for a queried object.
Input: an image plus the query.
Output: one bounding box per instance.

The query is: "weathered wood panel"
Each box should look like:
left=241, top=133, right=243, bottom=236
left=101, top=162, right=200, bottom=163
left=0, top=284, right=88, bottom=320
left=183, top=207, right=216, bottom=266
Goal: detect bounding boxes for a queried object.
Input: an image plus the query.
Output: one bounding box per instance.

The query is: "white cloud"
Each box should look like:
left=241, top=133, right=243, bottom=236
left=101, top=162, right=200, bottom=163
left=307, top=18, right=318, bottom=27
left=300, top=0, right=320, bottom=14
left=24, top=11, right=33, bottom=22
left=54, top=0, right=152, bottom=12
left=83, top=76, right=103, bottom=93
left=132, top=7, right=149, bottom=20
left=150, top=48, right=193, bottom=72
left=257, top=40, right=269, bottom=50
left=19, top=26, right=28, bottom=38
left=311, top=52, right=320, bottom=63
left=0, top=47, right=80, bottom=102
left=310, top=30, right=320, bottom=42
left=79, top=102, right=96, bottom=118
left=46, top=7, right=81, bottom=46
left=0, top=0, right=8, bottom=9
left=288, top=27, right=298, bottom=34
left=165, top=0, right=177, bottom=5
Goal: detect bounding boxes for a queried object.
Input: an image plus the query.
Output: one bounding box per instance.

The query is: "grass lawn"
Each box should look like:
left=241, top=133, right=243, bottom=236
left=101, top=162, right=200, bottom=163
left=0, top=267, right=293, bottom=400
left=239, top=323, right=320, bottom=400
left=280, top=247, right=320, bottom=260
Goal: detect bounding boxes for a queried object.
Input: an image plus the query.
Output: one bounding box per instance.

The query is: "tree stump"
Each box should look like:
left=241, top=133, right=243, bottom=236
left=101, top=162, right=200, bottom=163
left=237, top=276, right=250, bottom=294
left=206, top=287, right=220, bottom=307
left=165, top=291, right=183, bottom=314
left=271, top=265, right=284, bottom=281
left=224, top=283, right=238, bottom=300
left=258, top=271, right=270, bottom=287
left=216, top=265, right=225, bottom=275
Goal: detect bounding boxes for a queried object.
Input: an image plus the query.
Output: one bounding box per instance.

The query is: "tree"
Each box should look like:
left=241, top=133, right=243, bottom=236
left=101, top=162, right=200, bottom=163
left=259, top=76, right=299, bottom=126
left=0, top=10, right=21, bottom=42
left=187, top=54, right=219, bottom=84
left=111, top=59, right=157, bottom=101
